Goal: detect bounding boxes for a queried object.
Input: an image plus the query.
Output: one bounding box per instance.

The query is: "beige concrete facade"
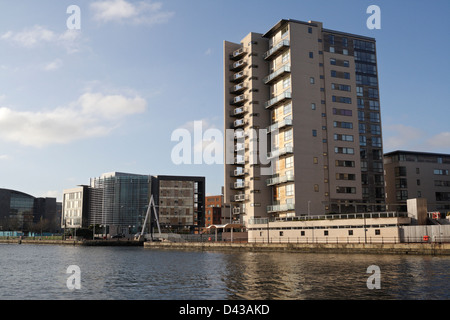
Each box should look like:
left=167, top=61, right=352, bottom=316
left=224, top=19, right=385, bottom=227
left=247, top=213, right=410, bottom=244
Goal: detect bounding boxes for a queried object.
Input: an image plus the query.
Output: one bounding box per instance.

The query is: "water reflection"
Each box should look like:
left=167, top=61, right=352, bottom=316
left=0, top=244, right=449, bottom=300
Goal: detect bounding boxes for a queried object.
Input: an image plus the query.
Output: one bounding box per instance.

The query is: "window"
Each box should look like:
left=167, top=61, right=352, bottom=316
left=358, top=111, right=365, bottom=121
left=308, top=27, right=312, bottom=34
left=371, top=125, right=381, bottom=135
left=313, top=157, right=318, bottom=164
left=312, top=130, right=317, bottom=137
left=330, top=58, right=336, bottom=65
left=279, top=231, right=284, bottom=236
left=283, top=77, right=291, bottom=89
left=335, top=147, right=354, bottom=154
left=334, top=134, right=354, bottom=142
left=332, top=96, right=352, bottom=104
left=285, top=156, right=294, bottom=168
left=309, top=52, right=314, bottom=59
left=434, top=169, right=449, bottom=175
left=336, top=173, right=356, bottom=180
left=348, top=230, right=353, bottom=236
left=395, top=166, right=407, bottom=177
left=372, top=137, right=382, bottom=147
left=311, top=103, right=316, bottom=110
left=344, top=72, right=350, bottom=79
left=335, top=160, right=355, bottom=167
left=343, top=60, right=349, bottom=67
left=336, top=187, right=356, bottom=194
left=314, top=184, right=319, bottom=192
left=329, top=34, right=335, bottom=44
left=286, top=184, right=294, bottom=196
left=284, top=129, right=293, bottom=141
left=301, top=231, right=305, bottom=236
left=333, top=108, right=352, bottom=116
left=359, top=123, right=366, bottom=134
left=334, top=121, right=353, bottom=129
left=370, top=112, right=380, bottom=123
left=329, top=46, right=335, bottom=53
left=357, top=87, right=364, bottom=97
left=324, top=230, right=329, bottom=236
left=310, top=77, right=315, bottom=84
left=342, top=37, right=348, bottom=47
left=375, top=229, right=381, bottom=236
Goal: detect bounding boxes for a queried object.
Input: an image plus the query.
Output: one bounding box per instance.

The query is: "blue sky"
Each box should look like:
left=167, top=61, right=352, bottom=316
left=0, top=0, right=449, bottom=201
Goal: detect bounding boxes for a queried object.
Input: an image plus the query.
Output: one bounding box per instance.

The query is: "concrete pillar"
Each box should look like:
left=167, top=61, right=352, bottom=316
left=407, top=198, right=427, bottom=225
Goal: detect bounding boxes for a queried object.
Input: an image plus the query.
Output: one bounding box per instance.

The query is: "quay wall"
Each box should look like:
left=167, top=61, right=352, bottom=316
left=143, top=241, right=450, bottom=255
left=0, top=239, right=143, bottom=246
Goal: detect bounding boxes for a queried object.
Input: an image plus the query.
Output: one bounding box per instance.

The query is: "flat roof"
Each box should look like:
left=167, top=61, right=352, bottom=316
left=384, top=150, right=450, bottom=158
left=262, top=18, right=376, bottom=41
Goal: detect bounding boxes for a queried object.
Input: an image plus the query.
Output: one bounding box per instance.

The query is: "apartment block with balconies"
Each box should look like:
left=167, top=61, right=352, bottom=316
left=224, top=19, right=385, bottom=226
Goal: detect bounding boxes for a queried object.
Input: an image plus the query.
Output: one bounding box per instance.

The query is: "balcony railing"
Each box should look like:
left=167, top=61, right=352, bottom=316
left=267, top=203, right=295, bottom=213
left=267, top=146, right=294, bottom=159
left=232, top=167, right=247, bottom=177
left=266, top=118, right=293, bottom=133
left=233, top=181, right=248, bottom=189
left=263, top=65, right=291, bottom=84
left=266, top=174, right=295, bottom=186
left=230, top=59, right=247, bottom=70
left=231, top=71, right=248, bottom=82
left=231, top=94, right=247, bottom=105
left=234, top=143, right=248, bottom=152
left=230, top=106, right=248, bottom=117
left=234, top=155, right=248, bottom=165
left=234, top=119, right=247, bottom=128
left=230, top=82, right=247, bottom=94
left=263, top=40, right=290, bottom=60
left=234, top=130, right=246, bottom=139
left=234, top=194, right=248, bottom=202
left=230, top=47, right=246, bottom=60
left=265, top=91, right=292, bottom=109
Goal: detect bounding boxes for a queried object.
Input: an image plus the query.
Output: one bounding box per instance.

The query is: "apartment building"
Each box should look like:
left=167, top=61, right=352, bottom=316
left=204, top=194, right=223, bottom=228
left=384, top=150, right=450, bottom=213
left=224, top=19, right=385, bottom=226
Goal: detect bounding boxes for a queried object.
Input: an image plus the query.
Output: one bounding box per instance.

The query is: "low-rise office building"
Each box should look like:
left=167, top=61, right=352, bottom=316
left=62, top=172, right=205, bottom=236
left=0, top=188, right=58, bottom=232
left=384, top=150, right=450, bottom=213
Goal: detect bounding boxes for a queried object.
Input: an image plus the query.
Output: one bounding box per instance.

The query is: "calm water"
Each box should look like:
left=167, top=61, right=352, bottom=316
left=0, top=243, right=449, bottom=300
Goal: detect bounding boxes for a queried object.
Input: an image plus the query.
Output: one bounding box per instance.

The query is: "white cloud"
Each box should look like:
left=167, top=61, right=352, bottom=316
left=90, top=0, right=174, bottom=25
left=43, top=59, right=63, bottom=71
left=1, top=25, right=82, bottom=53
left=383, top=124, right=450, bottom=153
left=0, top=155, right=10, bottom=161
left=0, top=92, right=147, bottom=148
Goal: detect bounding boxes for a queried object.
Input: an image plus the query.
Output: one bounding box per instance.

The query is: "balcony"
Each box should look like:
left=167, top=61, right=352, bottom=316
left=230, top=47, right=246, bottom=60
left=267, top=146, right=293, bottom=159
left=233, top=193, right=248, bottom=202
left=263, top=40, right=290, bottom=60
left=266, top=174, right=295, bottom=186
left=230, top=59, right=247, bottom=71
left=230, top=106, right=248, bottom=117
left=266, top=118, right=293, bottom=133
left=230, top=71, right=248, bottom=82
left=234, top=130, right=246, bottom=139
left=234, top=155, right=248, bottom=165
left=232, top=167, right=247, bottom=177
left=230, top=82, right=247, bottom=94
left=234, top=119, right=247, bottom=128
left=232, top=207, right=241, bottom=215
left=233, top=181, right=248, bottom=189
left=231, top=94, right=247, bottom=105
left=267, top=203, right=295, bottom=213
left=265, top=91, right=292, bottom=109
left=263, top=65, right=291, bottom=85
left=234, top=142, right=248, bottom=152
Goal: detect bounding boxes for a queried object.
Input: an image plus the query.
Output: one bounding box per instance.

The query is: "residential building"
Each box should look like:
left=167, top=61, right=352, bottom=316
left=151, top=175, right=205, bottom=232
left=224, top=19, right=385, bottom=227
left=384, top=150, right=450, bottom=213
left=205, top=194, right=223, bottom=228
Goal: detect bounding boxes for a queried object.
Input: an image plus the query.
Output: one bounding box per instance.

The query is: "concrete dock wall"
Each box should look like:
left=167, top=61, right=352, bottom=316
left=144, top=241, right=450, bottom=255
